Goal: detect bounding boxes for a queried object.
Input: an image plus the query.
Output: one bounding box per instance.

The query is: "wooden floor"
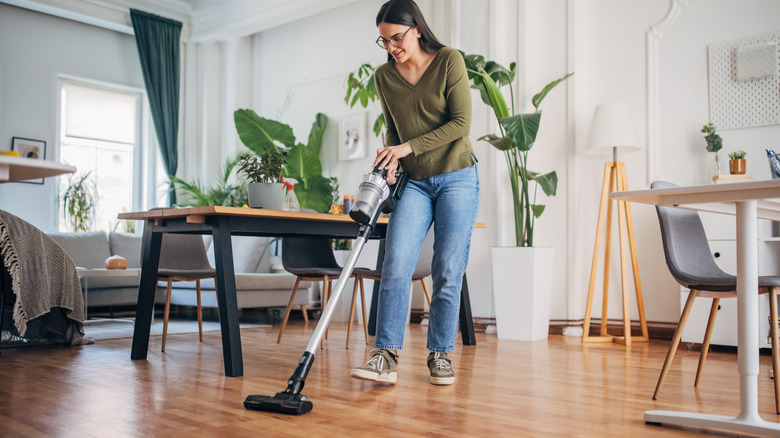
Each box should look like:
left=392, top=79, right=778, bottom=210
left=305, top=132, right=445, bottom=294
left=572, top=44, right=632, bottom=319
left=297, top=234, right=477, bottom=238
left=1, top=321, right=779, bottom=437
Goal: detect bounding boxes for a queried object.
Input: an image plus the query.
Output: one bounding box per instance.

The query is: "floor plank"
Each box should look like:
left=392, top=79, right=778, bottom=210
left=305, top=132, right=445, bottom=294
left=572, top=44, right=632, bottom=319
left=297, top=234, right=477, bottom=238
left=1, top=320, right=778, bottom=437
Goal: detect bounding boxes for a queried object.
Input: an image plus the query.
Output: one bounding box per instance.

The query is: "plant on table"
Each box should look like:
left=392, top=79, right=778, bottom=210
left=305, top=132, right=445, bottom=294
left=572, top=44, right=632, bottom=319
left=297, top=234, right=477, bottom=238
left=702, top=122, right=723, bottom=175
left=728, top=150, right=746, bottom=160
left=462, top=50, right=572, bottom=247
left=169, top=156, right=248, bottom=207
left=234, top=109, right=332, bottom=212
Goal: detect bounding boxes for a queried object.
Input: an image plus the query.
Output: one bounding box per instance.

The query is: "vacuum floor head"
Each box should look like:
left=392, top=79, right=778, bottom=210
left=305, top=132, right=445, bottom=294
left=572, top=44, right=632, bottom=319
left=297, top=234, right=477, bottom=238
left=244, top=392, right=313, bottom=415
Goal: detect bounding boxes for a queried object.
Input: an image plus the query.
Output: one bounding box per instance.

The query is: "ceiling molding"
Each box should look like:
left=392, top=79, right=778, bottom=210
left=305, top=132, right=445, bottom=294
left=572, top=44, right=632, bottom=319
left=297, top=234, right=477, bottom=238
left=187, top=0, right=361, bottom=42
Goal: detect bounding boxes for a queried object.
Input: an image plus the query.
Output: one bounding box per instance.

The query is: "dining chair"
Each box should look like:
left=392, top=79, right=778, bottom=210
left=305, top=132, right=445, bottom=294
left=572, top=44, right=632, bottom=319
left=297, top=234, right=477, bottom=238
left=347, top=229, right=434, bottom=348
left=157, top=233, right=217, bottom=352
left=276, top=236, right=363, bottom=345
left=651, top=180, right=780, bottom=413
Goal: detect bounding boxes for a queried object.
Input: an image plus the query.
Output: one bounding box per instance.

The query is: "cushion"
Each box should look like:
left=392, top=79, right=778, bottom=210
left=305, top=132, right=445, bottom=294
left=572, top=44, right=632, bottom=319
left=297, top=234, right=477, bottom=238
left=109, top=232, right=142, bottom=268
left=205, top=236, right=270, bottom=274
left=47, top=231, right=111, bottom=269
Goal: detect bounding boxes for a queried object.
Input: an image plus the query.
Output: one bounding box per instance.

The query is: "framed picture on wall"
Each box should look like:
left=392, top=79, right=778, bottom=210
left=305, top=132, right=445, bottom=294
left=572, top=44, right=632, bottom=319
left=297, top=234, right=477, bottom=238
left=338, top=113, right=367, bottom=161
left=11, top=137, right=46, bottom=184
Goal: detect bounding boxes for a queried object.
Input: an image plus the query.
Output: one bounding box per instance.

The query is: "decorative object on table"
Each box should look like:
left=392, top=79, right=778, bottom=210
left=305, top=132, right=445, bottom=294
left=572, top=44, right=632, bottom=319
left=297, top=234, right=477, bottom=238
left=61, top=171, right=94, bottom=232
left=768, top=149, right=780, bottom=179
left=234, top=109, right=332, bottom=212
left=11, top=137, right=46, bottom=184
left=328, top=177, right=343, bottom=214
left=338, top=112, right=367, bottom=161
left=582, top=102, right=648, bottom=347
left=238, top=152, right=286, bottom=210
left=169, top=156, right=248, bottom=207
left=104, top=255, right=128, bottom=269
left=701, top=122, right=723, bottom=179
left=728, top=150, right=747, bottom=174
left=462, top=49, right=572, bottom=341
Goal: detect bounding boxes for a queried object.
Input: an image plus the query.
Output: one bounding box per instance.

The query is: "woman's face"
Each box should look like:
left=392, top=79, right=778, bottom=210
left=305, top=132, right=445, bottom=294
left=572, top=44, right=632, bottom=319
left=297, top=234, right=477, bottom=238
left=377, top=22, right=419, bottom=63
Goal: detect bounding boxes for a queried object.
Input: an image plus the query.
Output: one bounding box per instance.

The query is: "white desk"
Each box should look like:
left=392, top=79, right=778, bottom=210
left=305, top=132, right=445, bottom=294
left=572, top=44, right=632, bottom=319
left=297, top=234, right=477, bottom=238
left=0, top=155, right=75, bottom=183
left=612, top=179, right=780, bottom=435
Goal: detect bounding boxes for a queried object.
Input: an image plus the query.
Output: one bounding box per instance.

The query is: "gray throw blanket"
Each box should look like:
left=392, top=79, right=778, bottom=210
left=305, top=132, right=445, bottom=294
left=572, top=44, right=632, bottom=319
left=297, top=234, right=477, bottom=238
left=0, top=210, right=86, bottom=345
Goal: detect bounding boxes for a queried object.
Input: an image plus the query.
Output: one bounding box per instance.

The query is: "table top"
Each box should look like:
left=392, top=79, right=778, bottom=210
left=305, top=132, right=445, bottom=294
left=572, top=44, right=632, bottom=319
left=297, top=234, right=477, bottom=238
left=610, top=179, right=780, bottom=221
left=0, top=155, right=76, bottom=183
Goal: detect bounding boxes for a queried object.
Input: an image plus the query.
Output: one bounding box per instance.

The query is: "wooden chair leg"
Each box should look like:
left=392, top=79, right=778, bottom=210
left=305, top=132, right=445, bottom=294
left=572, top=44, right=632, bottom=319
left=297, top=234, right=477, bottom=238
left=769, top=288, right=780, bottom=414
left=299, top=305, right=309, bottom=324
left=419, top=277, right=432, bottom=306
left=695, top=298, right=720, bottom=387
left=654, top=290, right=698, bottom=400
left=324, top=277, right=331, bottom=341
left=277, top=277, right=302, bottom=344
left=359, top=276, right=369, bottom=345
left=346, top=277, right=360, bottom=348
left=162, top=278, right=173, bottom=352
left=196, top=279, right=203, bottom=342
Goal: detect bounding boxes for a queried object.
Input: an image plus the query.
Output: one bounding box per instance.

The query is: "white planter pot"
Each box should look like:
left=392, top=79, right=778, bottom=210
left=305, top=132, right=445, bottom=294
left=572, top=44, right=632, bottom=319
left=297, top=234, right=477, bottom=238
left=247, top=182, right=285, bottom=209
left=491, top=246, right=554, bottom=341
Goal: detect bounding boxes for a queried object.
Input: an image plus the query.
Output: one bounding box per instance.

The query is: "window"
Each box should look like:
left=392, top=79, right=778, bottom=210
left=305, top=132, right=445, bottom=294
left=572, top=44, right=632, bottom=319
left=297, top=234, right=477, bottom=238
left=58, top=78, right=165, bottom=232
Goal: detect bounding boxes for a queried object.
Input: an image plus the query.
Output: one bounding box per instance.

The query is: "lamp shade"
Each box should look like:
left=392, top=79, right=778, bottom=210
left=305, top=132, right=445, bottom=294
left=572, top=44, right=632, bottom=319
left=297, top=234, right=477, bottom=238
left=586, top=102, right=642, bottom=155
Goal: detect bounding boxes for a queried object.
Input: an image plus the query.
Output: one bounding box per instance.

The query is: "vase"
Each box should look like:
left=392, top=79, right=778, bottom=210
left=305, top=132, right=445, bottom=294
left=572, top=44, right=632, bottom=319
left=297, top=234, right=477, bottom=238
left=491, top=246, right=554, bottom=341
left=729, top=158, right=746, bottom=175
left=712, top=152, right=722, bottom=178
left=247, top=182, right=286, bottom=209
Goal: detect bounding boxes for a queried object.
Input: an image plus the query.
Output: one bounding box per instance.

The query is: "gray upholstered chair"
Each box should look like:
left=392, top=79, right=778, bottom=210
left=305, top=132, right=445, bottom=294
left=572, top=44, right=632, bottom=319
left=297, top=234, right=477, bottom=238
left=276, top=236, right=363, bottom=345
left=348, top=229, right=434, bottom=348
left=157, top=233, right=216, bottom=352
left=651, top=180, right=780, bottom=413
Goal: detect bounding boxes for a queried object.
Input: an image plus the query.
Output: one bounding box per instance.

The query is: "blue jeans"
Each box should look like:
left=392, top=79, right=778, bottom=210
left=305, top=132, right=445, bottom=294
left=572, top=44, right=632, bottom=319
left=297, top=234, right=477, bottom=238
left=374, top=163, right=480, bottom=353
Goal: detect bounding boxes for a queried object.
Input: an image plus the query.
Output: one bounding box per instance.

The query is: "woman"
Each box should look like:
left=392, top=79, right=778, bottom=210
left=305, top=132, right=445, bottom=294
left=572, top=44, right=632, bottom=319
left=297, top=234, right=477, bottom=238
left=350, top=0, right=479, bottom=386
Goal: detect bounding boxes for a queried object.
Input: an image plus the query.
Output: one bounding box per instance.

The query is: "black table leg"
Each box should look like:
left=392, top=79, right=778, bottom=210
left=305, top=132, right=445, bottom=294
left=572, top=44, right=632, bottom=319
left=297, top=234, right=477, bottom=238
left=131, top=219, right=162, bottom=360
left=458, top=273, right=476, bottom=345
left=211, top=216, right=243, bottom=377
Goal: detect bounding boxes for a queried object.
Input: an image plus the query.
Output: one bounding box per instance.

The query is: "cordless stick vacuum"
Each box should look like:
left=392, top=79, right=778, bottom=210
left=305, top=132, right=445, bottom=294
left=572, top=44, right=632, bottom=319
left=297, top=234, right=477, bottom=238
left=244, top=165, right=409, bottom=415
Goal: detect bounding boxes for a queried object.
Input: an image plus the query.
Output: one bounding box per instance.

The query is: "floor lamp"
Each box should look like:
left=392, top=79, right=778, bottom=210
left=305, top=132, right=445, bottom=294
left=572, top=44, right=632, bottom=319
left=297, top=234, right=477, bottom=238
left=582, top=102, right=649, bottom=346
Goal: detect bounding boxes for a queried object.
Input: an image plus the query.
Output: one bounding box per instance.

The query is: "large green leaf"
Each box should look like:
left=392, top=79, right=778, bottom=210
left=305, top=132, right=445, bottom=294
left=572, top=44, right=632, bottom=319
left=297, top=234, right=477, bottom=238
left=531, top=72, right=574, bottom=110
left=478, top=134, right=515, bottom=151
left=530, top=170, right=558, bottom=197
left=500, top=112, right=541, bottom=151
left=479, top=71, right=510, bottom=120
left=284, top=143, right=322, bottom=184
left=306, top=112, right=328, bottom=156
left=234, top=109, right=296, bottom=156
left=485, top=61, right=516, bottom=87
left=293, top=175, right=332, bottom=213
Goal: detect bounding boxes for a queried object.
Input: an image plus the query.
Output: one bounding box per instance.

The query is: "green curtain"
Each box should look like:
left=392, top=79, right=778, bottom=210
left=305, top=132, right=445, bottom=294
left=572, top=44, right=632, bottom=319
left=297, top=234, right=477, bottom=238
left=130, top=9, right=181, bottom=206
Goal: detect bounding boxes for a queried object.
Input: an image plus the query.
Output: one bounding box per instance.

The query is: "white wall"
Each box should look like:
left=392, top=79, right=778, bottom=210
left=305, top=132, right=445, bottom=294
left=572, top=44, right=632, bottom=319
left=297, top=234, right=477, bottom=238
left=0, top=3, right=143, bottom=231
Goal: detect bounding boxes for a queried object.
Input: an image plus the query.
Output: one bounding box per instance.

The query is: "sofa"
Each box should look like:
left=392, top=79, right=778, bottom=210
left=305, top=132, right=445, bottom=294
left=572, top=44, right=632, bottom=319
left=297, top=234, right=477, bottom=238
left=45, top=231, right=315, bottom=313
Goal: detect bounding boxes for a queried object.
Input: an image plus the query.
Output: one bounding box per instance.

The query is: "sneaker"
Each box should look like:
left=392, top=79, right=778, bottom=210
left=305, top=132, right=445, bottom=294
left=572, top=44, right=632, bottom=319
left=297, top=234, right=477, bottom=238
left=350, top=349, right=398, bottom=384
left=428, top=352, right=455, bottom=385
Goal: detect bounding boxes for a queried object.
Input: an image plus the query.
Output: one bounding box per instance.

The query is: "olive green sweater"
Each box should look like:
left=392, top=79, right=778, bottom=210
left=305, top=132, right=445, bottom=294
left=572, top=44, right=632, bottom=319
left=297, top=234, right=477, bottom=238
left=374, top=47, right=474, bottom=180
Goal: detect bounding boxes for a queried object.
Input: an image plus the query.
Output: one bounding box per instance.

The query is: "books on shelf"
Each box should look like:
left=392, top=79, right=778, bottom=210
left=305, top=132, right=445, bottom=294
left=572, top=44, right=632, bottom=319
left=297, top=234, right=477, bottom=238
left=712, top=174, right=754, bottom=184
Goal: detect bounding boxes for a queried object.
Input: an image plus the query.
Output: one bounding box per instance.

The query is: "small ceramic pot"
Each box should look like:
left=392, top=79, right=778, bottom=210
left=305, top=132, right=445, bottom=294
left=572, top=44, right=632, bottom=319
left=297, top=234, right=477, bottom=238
left=729, top=158, right=746, bottom=175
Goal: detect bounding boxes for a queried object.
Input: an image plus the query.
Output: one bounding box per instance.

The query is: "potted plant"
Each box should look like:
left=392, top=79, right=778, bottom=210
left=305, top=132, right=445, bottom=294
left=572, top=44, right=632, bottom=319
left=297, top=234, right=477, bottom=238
left=462, top=50, right=572, bottom=341
left=237, top=151, right=287, bottom=209
left=344, top=63, right=386, bottom=139
left=702, top=122, right=723, bottom=177
left=728, top=150, right=747, bottom=175
left=61, top=171, right=94, bottom=232
left=234, top=109, right=333, bottom=212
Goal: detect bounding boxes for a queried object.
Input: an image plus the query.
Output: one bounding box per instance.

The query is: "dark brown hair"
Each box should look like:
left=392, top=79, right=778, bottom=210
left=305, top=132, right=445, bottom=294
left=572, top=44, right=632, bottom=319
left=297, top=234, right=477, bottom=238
left=376, top=0, right=444, bottom=61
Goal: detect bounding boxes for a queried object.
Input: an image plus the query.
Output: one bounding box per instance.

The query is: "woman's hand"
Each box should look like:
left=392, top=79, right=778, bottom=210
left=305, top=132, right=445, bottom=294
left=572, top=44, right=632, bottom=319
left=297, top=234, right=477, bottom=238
left=374, top=143, right=413, bottom=184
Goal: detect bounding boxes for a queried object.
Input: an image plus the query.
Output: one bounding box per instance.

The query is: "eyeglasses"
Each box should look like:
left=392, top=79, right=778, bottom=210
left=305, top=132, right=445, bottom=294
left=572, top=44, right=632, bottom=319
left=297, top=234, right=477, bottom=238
left=375, top=26, right=414, bottom=50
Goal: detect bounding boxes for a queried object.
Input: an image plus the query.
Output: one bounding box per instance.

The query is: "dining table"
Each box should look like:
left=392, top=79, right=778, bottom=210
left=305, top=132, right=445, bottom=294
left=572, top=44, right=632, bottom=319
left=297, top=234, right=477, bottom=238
left=611, top=179, right=780, bottom=436
left=118, top=206, right=477, bottom=377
